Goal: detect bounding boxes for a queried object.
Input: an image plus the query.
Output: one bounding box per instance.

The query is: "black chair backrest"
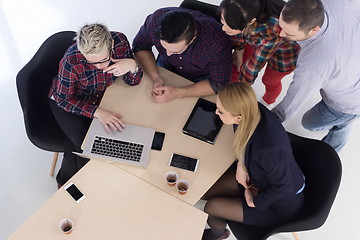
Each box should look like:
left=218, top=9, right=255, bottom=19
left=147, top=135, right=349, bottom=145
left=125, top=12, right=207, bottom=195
left=16, top=31, right=76, bottom=151
left=228, top=133, right=342, bottom=240
left=179, top=0, right=220, bottom=23
left=270, top=133, right=342, bottom=234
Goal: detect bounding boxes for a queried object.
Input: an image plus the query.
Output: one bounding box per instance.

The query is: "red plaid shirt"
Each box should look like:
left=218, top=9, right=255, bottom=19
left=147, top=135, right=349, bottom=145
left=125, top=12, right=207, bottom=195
left=49, top=32, right=142, bottom=118
left=231, top=17, right=300, bottom=83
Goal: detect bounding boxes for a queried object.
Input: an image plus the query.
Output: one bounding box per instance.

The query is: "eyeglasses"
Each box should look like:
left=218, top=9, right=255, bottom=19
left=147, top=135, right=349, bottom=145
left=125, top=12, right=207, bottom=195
left=83, top=49, right=112, bottom=65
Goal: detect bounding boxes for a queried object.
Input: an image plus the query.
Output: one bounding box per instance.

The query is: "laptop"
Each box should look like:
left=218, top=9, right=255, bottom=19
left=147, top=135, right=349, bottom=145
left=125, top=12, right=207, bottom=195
left=82, top=118, right=155, bottom=167
left=182, top=98, right=223, bottom=144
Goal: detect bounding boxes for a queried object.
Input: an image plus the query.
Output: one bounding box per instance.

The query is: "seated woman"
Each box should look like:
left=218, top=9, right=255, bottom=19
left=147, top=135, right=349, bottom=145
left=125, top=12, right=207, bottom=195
left=49, top=23, right=143, bottom=187
left=202, top=82, right=305, bottom=240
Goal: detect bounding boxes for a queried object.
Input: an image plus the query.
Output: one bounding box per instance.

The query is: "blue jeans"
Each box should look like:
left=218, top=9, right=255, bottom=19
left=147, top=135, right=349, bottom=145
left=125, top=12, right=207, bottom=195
left=302, top=100, right=359, bottom=152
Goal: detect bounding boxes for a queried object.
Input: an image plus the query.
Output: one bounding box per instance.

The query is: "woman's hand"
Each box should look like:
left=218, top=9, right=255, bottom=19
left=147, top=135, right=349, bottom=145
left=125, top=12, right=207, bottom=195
left=103, top=58, right=137, bottom=76
left=232, top=49, right=245, bottom=72
left=236, top=161, right=251, bottom=188
left=94, top=108, right=125, bottom=132
left=244, top=188, right=256, bottom=207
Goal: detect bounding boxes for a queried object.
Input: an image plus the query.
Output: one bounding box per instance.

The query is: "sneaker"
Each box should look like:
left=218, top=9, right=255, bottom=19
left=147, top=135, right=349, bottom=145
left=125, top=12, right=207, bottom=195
left=202, top=228, right=230, bottom=240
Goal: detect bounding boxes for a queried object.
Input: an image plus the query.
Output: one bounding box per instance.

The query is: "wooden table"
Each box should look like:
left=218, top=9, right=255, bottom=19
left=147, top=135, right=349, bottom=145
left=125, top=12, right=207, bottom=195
left=7, top=160, right=207, bottom=240
left=91, top=67, right=235, bottom=205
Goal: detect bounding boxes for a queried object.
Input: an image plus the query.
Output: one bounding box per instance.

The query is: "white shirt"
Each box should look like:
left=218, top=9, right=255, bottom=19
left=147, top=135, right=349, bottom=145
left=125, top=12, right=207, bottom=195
left=272, top=0, right=360, bottom=122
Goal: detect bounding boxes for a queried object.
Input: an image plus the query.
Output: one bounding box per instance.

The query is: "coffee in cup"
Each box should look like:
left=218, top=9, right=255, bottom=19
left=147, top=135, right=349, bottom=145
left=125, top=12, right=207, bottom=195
left=59, top=219, right=73, bottom=234
left=176, top=179, right=190, bottom=195
left=165, top=171, right=179, bottom=186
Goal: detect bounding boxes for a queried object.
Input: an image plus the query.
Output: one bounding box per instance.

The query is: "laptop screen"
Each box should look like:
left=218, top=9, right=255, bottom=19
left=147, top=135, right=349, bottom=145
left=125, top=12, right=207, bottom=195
left=182, top=98, right=223, bottom=144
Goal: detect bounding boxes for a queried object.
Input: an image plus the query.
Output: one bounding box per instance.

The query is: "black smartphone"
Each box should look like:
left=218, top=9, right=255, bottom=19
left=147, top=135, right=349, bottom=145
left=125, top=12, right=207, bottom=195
left=64, top=182, right=85, bottom=203
left=169, top=153, right=199, bottom=172
left=151, top=131, right=165, bottom=151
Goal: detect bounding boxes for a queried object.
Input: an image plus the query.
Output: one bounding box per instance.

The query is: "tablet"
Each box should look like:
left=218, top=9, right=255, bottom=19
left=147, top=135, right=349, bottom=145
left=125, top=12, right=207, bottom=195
left=182, top=98, right=223, bottom=144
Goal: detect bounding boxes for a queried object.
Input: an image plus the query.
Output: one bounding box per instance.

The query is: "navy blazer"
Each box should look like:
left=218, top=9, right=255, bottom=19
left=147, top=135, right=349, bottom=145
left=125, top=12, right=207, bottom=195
left=244, top=104, right=304, bottom=211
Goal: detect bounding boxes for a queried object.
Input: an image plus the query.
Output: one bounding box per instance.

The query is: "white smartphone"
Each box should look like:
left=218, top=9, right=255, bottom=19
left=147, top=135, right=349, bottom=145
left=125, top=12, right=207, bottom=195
left=169, top=153, right=199, bottom=172
left=64, top=182, right=85, bottom=203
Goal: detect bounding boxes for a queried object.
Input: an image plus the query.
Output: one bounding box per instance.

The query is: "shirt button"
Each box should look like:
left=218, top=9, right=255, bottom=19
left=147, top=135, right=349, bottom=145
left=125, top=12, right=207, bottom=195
left=179, top=67, right=183, bottom=70
left=179, top=57, right=182, bottom=60
left=93, top=102, right=96, bottom=105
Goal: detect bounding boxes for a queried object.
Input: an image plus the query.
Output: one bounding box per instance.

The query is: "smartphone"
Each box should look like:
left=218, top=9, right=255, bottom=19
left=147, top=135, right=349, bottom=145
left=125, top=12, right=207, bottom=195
left=151, top=131, right=165, bottom=151
left=64, top=182, right=85, bottom=203
left=169, top=153, right=199, bottom=172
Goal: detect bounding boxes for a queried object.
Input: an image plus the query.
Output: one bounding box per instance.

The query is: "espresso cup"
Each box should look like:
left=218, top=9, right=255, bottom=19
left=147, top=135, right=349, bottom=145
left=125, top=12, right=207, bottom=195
left=59, top=218, right=73, bottom=234
left=165, top=171, right=179, bottom=186
left=176, top=179, right=190, bottom=195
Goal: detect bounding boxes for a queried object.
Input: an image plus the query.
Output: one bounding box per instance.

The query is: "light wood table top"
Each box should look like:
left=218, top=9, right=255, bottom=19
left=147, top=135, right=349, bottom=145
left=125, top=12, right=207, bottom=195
left=7, top=160, right=207, bottom=240
left=92, top=67, right=235, bottom=205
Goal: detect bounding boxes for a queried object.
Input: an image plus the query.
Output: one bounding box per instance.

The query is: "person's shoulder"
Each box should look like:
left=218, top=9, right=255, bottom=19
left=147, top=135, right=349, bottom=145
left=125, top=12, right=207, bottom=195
left=256, top=104, right=288, bottom=140
left=150, top=7, right=178, bottom=18
left=196, top=16, right=228, bottom=44
left=63, top=44, right=81, bottom=64
left=111, top=32, right=129, bottom=43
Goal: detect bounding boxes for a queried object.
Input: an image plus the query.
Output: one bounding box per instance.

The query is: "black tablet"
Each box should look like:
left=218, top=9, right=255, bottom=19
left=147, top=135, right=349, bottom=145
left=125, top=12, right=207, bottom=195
left=182, top=98, right=223, bottom=144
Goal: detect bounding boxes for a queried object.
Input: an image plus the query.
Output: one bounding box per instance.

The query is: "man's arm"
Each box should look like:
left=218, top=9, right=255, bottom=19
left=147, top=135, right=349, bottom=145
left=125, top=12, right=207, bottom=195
left=134, top=50, right=163, bottom=88
left=272, top=69, right=322, bottom=122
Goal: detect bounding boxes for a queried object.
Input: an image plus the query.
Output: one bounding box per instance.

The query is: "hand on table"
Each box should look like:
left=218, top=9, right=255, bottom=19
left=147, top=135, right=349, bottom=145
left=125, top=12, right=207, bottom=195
left=151, top=76, right=165, bottom=95
left=103, top=58, right=137, bottom=77
left=94, top=108, right=125, bottom=132
left=151, top=85, right=179, bottom=103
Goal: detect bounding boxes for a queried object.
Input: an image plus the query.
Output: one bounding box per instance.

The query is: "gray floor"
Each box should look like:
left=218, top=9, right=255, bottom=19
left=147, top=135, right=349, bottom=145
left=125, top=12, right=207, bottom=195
left=1, top=0, right=359, bottom=239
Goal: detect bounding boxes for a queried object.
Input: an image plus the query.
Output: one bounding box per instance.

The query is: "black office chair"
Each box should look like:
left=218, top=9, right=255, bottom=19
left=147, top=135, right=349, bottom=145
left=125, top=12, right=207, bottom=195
left=16, top=31, right=76, bottom=176
left=227, top=132, right=342, bottom=240
left=179, top=0, right=220, bottom=23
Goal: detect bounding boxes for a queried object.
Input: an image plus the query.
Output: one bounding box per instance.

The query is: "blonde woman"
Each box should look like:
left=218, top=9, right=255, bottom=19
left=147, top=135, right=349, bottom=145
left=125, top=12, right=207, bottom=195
left=49, top=23, right=143, bottom=187
left=202, top=82, right=305, bottom=240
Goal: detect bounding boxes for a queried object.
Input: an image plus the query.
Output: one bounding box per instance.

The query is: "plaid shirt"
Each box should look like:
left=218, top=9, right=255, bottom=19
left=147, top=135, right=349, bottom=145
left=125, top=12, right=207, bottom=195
left=133, top=7, right=232, bottom=91
left=231, top=17, right=300, bottom=83
left=49, top=32, right=142, bottom=118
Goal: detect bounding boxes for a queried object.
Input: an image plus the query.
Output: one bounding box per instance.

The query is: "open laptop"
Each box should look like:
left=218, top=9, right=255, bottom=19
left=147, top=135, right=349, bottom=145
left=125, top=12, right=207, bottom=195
left=82, top=118, right=155, bottom=167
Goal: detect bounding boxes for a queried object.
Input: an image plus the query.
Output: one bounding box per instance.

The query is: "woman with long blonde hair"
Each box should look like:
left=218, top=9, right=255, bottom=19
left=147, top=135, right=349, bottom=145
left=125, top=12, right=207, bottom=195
left=202, top=82, right=305, bottom=240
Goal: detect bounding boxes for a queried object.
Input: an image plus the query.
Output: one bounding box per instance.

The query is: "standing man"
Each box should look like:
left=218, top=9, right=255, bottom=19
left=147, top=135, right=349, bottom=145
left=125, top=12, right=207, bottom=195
left=272, top=0, right=360, bottom=152
left=133, top=7, right=232, bottom=103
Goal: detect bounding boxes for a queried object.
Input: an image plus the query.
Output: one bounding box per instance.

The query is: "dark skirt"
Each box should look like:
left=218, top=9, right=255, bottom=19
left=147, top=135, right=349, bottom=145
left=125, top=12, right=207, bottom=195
left=242, top=189, right=304, bottom=227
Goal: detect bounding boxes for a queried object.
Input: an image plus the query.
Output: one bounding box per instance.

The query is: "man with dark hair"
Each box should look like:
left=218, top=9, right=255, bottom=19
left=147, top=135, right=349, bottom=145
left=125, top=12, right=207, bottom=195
left=271, top=0, right=360, bottom=152
left=133, top=7, right=232, bottom=103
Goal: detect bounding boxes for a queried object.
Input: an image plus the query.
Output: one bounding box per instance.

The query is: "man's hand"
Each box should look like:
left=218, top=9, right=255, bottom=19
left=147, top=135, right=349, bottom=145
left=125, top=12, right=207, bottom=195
left=94, top=108, right=125, bottom=132
left=151, top=76, right=165, bottom=95
left=151, top=85, right=179, bottom=103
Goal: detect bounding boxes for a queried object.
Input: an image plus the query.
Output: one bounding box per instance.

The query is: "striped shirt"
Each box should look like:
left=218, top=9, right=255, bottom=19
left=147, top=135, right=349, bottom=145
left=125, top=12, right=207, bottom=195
left=49, top=32, right=142, bottom=118
left=231, top=17, right=300, bottom=84
left=272, top=0, right=360, bottom=121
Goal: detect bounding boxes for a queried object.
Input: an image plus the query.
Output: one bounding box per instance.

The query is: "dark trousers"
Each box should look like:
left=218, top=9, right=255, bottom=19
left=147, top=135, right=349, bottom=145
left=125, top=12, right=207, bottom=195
left=49, top=99, right=92, bottom=185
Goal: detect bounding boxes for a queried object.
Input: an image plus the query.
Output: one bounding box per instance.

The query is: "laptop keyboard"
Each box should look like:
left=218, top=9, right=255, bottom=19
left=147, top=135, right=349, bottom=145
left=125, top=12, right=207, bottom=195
left=91, top=136, right=144, bottom=162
